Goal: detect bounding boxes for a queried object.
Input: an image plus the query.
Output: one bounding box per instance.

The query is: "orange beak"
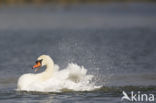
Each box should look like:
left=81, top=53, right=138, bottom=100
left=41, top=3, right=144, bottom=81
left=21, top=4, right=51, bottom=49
left=32, top=61, right=41, bottom=72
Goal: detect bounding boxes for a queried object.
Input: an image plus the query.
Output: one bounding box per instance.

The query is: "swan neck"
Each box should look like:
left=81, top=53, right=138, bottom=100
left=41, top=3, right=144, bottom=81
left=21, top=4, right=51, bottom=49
left=45, top=63, right=53, bottom=72
left=39, top=62, right=54, bottom=81
left=34, top=56, right=55, bottom=81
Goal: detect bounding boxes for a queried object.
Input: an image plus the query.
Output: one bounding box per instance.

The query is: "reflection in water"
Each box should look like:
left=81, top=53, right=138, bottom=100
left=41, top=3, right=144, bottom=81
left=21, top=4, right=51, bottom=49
left=15, top=91, right=55, bottom=103
left=39, top=95, right=53, bottom=103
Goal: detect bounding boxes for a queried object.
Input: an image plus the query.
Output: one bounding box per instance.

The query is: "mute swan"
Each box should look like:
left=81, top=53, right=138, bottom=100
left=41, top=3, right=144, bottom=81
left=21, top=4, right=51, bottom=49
left=17, top=55, right=98, bottom=92
left=17, top=55, right=55, bottom=90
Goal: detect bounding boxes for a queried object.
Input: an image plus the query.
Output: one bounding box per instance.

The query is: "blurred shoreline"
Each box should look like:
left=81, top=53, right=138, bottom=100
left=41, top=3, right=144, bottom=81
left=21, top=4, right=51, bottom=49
left=0, top=0, right=155, bottom=6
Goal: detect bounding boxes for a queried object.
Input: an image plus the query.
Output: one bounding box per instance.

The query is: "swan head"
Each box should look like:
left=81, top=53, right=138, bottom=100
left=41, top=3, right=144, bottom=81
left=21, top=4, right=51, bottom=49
left=32, top=55, right=54, bottom=72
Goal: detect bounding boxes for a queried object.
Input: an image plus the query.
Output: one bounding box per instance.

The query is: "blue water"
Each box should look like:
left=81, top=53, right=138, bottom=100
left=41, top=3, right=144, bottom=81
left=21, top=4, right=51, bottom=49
left=0, top=2, right=156, bottom=103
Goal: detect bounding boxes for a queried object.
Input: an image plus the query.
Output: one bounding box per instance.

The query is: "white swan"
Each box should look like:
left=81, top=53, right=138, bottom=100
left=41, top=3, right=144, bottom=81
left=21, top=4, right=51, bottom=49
left=17, top=55, right=99, bottom=92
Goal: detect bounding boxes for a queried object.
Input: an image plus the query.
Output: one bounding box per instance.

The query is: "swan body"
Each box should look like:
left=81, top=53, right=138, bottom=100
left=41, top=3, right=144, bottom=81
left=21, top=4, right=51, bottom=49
left=17, top=55, right=99, bottom=92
